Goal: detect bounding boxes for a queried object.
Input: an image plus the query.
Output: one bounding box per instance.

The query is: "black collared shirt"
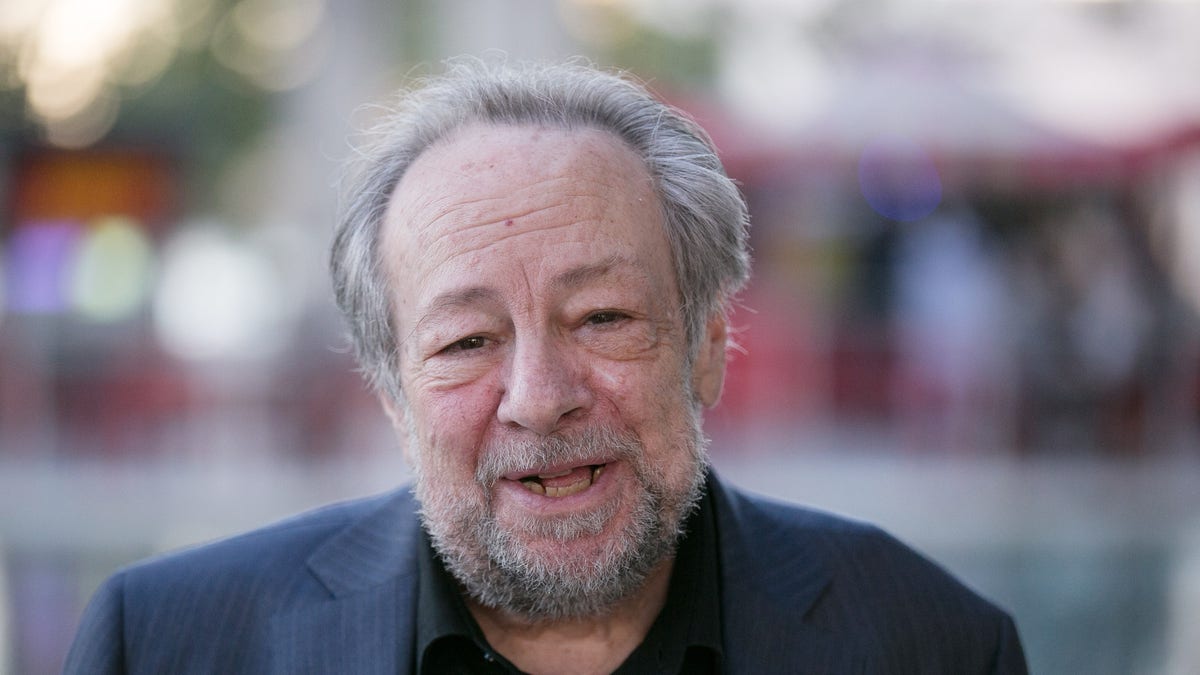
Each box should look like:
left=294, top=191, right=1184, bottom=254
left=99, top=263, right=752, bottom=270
left=415, top=481, right=723, bottom=674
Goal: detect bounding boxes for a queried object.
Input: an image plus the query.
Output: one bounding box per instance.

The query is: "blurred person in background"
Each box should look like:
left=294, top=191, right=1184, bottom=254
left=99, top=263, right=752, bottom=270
left=1011, top=203, right=1158, bottom=455
left=890, top=206, right=1018, bottom=453
left=64, top=58, right=1026, bottom=674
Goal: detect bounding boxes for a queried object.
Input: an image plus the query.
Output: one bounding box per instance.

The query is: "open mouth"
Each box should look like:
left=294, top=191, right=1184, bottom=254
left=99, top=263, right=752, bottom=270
left=517, top=464, right=606, bottom=497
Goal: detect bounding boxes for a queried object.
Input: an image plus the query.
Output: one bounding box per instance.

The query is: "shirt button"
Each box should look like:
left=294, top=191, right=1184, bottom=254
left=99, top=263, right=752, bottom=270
left=483, top=651, right=495, bottom=662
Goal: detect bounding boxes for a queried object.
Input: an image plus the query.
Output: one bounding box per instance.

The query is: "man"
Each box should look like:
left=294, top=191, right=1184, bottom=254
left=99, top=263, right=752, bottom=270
left=66, top=59, right=1027, bottom=674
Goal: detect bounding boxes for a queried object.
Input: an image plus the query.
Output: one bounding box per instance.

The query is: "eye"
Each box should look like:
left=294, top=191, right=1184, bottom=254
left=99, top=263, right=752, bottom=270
left=442, top=336, right=487, bottom=353
left=585, top=311, right=627, bottom=326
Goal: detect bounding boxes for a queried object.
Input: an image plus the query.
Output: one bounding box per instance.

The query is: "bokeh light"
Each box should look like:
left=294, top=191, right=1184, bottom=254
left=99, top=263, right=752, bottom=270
left=210, top=0, right=327, bottom=92
left=857, top=135, right=943, bottom=222
left=0, top=0, right=323, bottom=148
left=4, top=221, right=82, bottom=314
left=7, top=0, right=177, bottom=146
left=69, top=217, right=155, bottom=322
left=153, top=224, right=288, bottom=361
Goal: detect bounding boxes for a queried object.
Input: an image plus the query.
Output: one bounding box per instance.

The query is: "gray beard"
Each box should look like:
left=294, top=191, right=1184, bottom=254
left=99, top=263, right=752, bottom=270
left=411, top=423, right=708, bottom=621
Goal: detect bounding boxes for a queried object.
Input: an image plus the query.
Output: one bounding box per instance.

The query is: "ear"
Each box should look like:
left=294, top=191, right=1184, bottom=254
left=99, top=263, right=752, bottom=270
left=378, top=394, right=417, bottom=467
left=691, top=312, right=728, bottom=408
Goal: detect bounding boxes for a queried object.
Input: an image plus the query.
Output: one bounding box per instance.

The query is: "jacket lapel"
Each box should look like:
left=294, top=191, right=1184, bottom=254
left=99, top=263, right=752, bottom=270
left=269, top=489, right=422, bottom=675
left=711, top=477, right=866, bottom=673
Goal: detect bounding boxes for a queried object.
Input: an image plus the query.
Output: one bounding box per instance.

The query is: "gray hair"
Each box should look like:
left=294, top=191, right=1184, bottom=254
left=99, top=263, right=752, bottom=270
left=330, top=57, right=750, bottom=402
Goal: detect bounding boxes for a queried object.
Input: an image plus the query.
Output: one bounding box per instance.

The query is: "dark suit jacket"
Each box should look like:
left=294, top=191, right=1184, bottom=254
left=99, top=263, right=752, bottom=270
left=64, top=474, right=1027, bottom=674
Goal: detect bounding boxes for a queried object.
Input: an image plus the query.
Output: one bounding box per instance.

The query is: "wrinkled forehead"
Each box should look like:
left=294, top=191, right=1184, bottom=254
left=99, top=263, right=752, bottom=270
left=379, top=123, right=665, bottom=281
left=390, top=124, right=654, bottom=227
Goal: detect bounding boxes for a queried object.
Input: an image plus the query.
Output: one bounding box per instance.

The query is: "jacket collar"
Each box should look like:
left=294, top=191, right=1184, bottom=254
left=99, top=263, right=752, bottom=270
left=710, top=475, right=864, bottom=672
left=305, top=488, right=422, bottom=597
left=269, top=489, right=422, bottom=674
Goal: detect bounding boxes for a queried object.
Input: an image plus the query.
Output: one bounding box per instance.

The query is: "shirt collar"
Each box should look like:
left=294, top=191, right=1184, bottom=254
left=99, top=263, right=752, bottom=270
left=414, top=525, right=490, bottom=673
left=681, top=477, right=724, bottom=657
left=614, top=476, right=723, bottom=672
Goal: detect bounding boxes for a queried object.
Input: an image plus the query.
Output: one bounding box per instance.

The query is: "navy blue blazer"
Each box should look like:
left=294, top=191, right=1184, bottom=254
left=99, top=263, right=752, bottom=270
left=64, top=474, right=1027, bottom=674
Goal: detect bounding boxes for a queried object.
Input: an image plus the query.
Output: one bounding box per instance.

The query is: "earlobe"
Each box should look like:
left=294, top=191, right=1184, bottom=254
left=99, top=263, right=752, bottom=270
left=692, top=313, right=728, bottom=408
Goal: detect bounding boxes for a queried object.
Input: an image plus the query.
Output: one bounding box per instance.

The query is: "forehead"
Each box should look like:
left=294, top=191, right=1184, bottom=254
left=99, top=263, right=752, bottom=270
left=380, top=123, right=672, bottom=308
left=386, top=123, right=656, bottom=236
left=401, top=122, right=649, bottom=195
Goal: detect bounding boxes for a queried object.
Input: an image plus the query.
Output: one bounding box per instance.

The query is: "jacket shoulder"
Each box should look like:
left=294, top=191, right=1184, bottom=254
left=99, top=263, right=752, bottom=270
left=711, top=477, right=1027, bottom=673
left=714, top=477, right=997, bottom=609
left=64, top=488, right=418, bottom=674
left=121, top=488, right=407, bottom=593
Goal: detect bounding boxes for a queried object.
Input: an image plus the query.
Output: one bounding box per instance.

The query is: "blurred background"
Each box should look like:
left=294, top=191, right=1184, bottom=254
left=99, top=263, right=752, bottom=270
left=1, top=0, right=1199, bottom=672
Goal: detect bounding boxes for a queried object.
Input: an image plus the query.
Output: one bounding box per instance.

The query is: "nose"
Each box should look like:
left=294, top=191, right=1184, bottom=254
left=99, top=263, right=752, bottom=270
left=496, top=335, right=591, bottom=435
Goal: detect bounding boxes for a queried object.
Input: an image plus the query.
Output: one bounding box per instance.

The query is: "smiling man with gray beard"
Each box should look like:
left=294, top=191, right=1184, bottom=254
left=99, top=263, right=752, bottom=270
left=66, top=59, right=1028, bottom=674
left=417, top=423, right=704, bottom=622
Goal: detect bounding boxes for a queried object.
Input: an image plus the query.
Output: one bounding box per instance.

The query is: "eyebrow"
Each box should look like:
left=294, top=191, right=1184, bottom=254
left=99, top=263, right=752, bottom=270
left=419, top=286, right=499, bottom=319
left=550, top=254, right=629, bottom=291
left=414, top=254, right=637, bottom=328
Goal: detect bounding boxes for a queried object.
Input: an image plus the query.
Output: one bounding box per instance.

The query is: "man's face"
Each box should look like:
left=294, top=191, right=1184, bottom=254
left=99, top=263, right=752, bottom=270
left=380, top=124, right=725, bottom=619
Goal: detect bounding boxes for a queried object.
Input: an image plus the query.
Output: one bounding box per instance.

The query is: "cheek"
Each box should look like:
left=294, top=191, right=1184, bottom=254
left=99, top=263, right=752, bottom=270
left=604, top=356, right=699, bottom=475
left=592, top=357, right=691, bottom=434
left=409, top=383, right=498, bottom=472
left=592, top=366, right=628, bottom=399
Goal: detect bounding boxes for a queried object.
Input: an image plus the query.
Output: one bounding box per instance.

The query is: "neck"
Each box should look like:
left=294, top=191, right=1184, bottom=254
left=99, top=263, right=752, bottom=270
left=466, top=557, right=674, bottom=675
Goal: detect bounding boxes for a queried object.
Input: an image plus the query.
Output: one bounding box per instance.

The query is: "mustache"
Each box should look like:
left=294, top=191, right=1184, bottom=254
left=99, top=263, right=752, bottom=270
left=475, top=426, right=644, bottom=486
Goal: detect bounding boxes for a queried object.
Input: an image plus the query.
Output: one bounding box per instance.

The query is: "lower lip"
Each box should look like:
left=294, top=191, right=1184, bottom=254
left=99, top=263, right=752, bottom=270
left=493, top=461, right=623, bottom=515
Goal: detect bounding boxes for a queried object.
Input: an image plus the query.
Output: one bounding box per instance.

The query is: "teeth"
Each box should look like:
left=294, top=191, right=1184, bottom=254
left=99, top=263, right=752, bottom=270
left=544, top=475, right=591, bottom=497
left=520, top=478, right=546, bottom=495
left=518, top=464, right=606, bottom=498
